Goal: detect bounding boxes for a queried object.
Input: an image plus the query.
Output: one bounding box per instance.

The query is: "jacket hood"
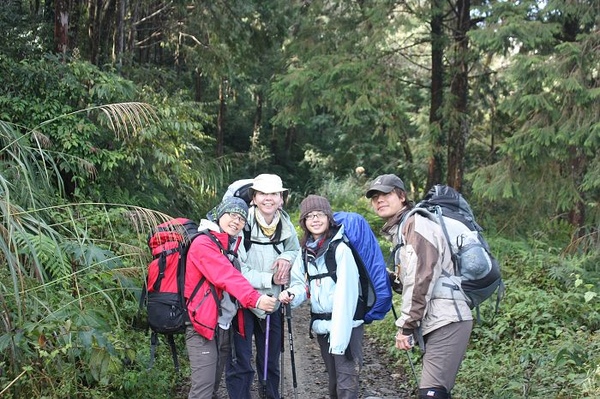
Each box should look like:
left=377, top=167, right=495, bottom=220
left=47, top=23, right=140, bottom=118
left=198, top=218, right=220, bottom=233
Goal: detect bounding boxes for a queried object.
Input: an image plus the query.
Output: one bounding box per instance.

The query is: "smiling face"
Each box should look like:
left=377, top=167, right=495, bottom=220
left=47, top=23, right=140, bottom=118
left=218, top=212, right=246, bottom=236
left=304, top=211, right=329, bottom=239
left=370, top=190, right=406, bottom=219
left=253, top=191, right=284, bottom=222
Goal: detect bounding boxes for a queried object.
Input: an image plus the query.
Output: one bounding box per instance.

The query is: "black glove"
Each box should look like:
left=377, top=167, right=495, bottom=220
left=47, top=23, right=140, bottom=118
left=388, top=270, right=403, bottom=294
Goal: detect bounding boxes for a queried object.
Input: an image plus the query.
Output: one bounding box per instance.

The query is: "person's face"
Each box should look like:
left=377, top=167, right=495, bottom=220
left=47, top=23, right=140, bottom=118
left=253, top=191, right=283, bottom=218
left=304, top=211, right=329, bottom=238
left=218, top=212, right=246, bottom=236
left=370, top=190, right=405, bottom=219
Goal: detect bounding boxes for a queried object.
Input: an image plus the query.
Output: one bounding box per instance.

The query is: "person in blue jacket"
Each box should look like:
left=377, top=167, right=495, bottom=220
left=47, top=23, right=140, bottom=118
left=280, top=195, right=363, bottom=399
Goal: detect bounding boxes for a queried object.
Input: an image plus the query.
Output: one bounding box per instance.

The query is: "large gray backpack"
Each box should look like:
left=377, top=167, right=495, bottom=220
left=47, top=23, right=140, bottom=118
left=415, top=185, right=504, bottom=318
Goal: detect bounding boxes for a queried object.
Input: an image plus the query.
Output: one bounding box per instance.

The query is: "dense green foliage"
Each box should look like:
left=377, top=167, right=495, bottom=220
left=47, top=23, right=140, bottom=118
left=370, top=234, right=599, bottom=398
left=1, top=0, right=598, bottom=397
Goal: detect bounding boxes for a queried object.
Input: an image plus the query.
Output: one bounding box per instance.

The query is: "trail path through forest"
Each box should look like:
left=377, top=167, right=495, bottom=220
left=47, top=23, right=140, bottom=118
left=215, top=302, right=415, bottom=399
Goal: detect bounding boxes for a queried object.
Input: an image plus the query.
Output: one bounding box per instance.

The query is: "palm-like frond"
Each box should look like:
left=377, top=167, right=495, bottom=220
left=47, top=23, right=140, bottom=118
left=36, top=102, right=159, bottom=139
left=1, top=103, right=163, bottom=390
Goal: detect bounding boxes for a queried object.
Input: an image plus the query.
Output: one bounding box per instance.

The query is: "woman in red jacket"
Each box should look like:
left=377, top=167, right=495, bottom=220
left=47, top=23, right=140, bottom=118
left=185, top=196, right=277, bottom=399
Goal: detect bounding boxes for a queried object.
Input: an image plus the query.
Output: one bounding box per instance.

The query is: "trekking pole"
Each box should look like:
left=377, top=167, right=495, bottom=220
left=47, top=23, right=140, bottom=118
left=280, top=301, right=285, bottom=398
left=262, top=312, right=271, bottom=399
left=405, top=350, right=419, bottom=390
left=285, top=302, right=298, bottom=399
left=392, top=304, right=420, bottom=391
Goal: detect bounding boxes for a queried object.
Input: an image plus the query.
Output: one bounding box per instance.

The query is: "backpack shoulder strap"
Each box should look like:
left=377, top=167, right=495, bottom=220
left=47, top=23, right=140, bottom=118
left=323, top=239, right=341, bottom=283
left=303, top=239, right=341, bottom=283
left=392, top=207, right=443, bottom=274
left=324, top=234, right=374, bottom=322
left=186, top=230, right=229, bottom=316
left=396, top=207, right=436, bottom=246
left=243, top=219, right=283, bottom=254
left=242, top=224, right=252, bottom=252
left=196, top=230, right=224, bottom=252
left=430, top=205, right=460, bottom=275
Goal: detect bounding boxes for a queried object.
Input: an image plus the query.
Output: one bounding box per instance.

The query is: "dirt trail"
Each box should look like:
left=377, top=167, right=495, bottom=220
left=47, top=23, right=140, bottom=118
left=215, top=302, right=414, bottom=399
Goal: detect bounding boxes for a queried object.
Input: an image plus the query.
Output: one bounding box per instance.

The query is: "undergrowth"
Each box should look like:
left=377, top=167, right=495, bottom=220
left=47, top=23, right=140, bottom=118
left=367, top=233, right=600, bottom=399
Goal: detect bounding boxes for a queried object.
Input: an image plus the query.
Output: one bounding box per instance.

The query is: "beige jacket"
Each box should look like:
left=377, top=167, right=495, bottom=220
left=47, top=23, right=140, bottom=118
left=390, top=208, right=472, bottom=336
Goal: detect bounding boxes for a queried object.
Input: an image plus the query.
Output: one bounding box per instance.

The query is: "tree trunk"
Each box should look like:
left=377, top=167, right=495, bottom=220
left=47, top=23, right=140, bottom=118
left=216, top=79, right=226, bottom=157
left=115, top=0, right=125, bottom=67
left=89, top=0, right=102, bottom=64
left=128, top=0, right=139, bottom=56
left=54, top=0, right=69, bottom=56
left=251, top=91, right=263, bottom=152
left=284, top=125, right=295, bottom=161
left=426, top=0, right=445, bottom=190
left=446, top=0, right=470, bottom=191
left=193, top=69, right=203, bottom=102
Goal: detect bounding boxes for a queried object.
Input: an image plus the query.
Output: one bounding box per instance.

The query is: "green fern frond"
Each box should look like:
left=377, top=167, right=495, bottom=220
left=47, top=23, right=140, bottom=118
left=12, top=230, right=71, bottom=285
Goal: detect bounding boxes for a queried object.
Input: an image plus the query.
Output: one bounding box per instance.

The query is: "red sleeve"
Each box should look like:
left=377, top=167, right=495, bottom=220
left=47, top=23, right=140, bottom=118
left=187, top=235, right=262, bottom=308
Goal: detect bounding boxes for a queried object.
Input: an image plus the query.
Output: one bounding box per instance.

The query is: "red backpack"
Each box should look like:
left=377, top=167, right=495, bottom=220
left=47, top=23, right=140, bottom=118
left=140, top=218, right=208, bottom=372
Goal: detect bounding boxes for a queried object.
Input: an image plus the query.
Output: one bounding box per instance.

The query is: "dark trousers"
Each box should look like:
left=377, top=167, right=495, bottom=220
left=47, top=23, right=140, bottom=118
left=226, top=308, right=282, bottom=399
left=316, top=324, right=364, bottom=399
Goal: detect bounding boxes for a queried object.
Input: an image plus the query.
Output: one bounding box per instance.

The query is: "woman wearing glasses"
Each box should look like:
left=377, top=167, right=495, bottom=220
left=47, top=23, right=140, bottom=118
left=185, top=196, right=277, bottom=399
left=280, top=195, right=363, bottom=399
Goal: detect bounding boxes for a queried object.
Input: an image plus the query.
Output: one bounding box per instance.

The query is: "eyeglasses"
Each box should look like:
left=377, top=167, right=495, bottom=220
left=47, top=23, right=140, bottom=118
left=305, top=211, right=327, bottom=220
left=226, top=212, right=246, bottom=223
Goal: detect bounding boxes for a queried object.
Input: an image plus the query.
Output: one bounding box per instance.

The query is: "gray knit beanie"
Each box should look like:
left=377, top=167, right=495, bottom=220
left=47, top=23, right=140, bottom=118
left=207, top=196, right=249, bottom=222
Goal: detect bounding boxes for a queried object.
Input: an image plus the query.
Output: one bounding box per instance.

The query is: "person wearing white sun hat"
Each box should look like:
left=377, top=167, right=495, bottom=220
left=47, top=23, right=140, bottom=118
left=225, top=174, right=300, bottom=399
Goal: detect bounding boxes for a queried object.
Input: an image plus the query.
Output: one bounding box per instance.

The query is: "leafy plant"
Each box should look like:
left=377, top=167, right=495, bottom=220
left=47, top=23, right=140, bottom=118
left=0, top=102, right=186, bottom=398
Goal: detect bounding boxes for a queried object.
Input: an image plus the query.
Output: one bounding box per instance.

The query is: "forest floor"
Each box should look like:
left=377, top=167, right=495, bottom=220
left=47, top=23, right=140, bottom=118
left=212, top=302, right=416, bottom=399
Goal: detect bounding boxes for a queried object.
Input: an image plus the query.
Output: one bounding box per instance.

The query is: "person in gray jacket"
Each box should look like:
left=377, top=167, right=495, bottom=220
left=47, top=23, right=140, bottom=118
left=280, top=195, right=363, bottom=399
left=226, top=174, right=300, bottom=399
left=366, top=174, right=473, bottom=399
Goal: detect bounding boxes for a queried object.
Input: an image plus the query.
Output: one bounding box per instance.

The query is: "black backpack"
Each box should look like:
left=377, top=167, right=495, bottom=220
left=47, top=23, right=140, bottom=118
left=224, top=179, right=254, bottom=205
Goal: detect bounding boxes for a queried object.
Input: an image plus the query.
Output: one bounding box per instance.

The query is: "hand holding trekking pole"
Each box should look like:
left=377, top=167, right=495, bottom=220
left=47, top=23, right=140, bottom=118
left=395, top=330, right=414, bottom=351
left=257, top=294, right=277, bottom=313
left=278, top=290, right=295, bottom=304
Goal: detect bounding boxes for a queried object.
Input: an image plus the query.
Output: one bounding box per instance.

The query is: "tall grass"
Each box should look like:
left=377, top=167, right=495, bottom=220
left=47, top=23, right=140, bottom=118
left=0, top=104, right=186, bottom=398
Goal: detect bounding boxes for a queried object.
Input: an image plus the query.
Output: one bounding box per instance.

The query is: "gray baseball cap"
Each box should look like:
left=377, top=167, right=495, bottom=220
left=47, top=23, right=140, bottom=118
left=365, top=174, right=406, bottom=198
